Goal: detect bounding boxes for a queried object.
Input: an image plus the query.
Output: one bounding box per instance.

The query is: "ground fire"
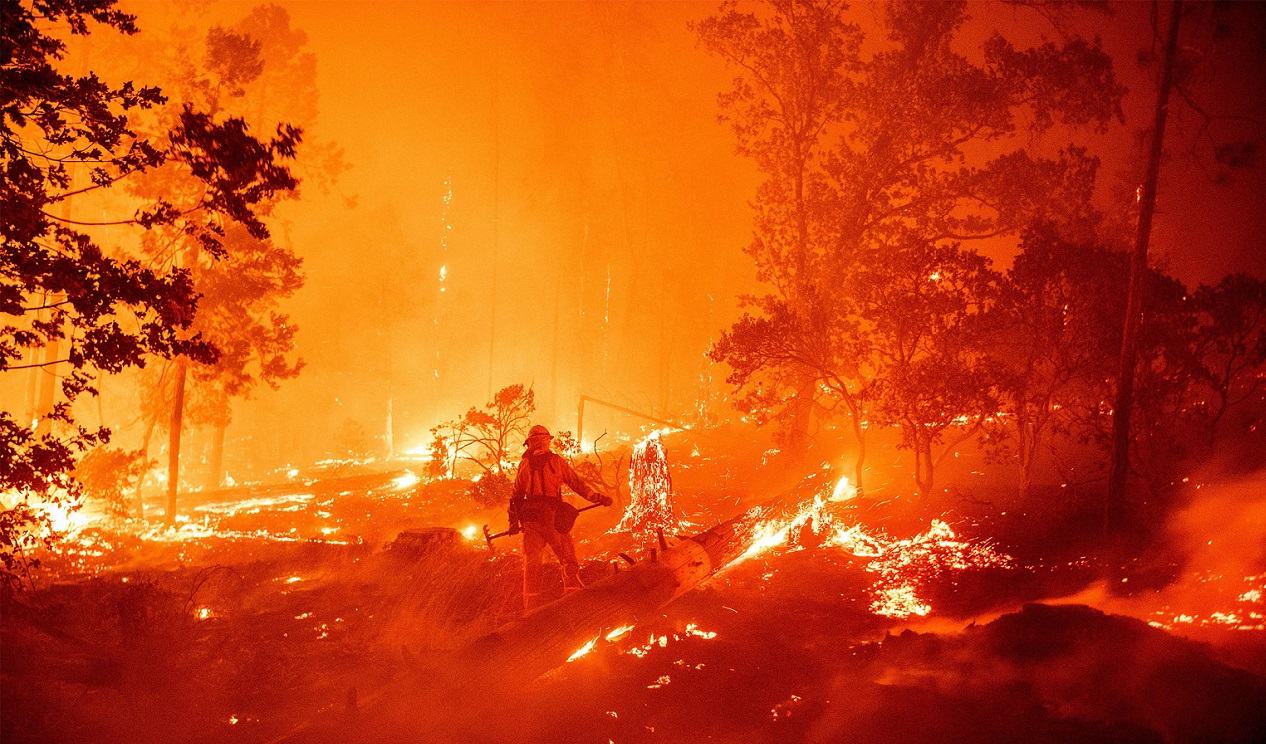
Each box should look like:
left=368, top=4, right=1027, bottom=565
left=4, top=1, right=1266, bottom=743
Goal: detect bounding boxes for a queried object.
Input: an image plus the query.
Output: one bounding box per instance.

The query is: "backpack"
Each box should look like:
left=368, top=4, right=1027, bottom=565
left=522, top=453, right=580, bottom=533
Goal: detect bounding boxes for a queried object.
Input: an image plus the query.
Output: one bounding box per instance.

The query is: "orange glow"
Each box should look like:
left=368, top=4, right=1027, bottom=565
left=6, top=2, right=1265, bottom=741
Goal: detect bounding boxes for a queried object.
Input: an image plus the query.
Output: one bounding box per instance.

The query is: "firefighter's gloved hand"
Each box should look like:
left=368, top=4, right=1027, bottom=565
left=508, top=521, right=521, bottom=535
left=597, top=494, right=614, bottom=507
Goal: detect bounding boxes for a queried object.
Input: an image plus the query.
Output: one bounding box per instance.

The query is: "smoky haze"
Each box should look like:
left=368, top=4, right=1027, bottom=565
left=210, top=0, right=762, bottom=472
left=6, top=0, right=1263, bottom=479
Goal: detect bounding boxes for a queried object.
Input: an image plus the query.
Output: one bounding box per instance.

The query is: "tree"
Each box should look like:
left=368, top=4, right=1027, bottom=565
left=983, top=228, right=1127, bottom=493
left=137, top=221, right=304, bottom=505
left=427, top=385, right=536, bottom=481
left=1108, top=0, right=1183, bottom=530
left=711, top=293, right=874, bottom=490
left=696, top=0, right=861, bottom=457
left=554, top=429, right=625, bottom=506
left=333, top=418, right=374, bottom=460
left=701, top=0, right=1122, bottom=498
left=1187, top=274, right=1266, bottom=443
left=124, top=13, right=316, bottom=519
left=858, top=239, right=1000, bottom=497
left=73, top=445, right=145, bottom=523
left=1, top=0, right=299, bottom=580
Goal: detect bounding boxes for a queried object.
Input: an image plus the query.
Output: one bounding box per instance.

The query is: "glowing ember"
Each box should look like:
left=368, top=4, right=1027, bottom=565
left=683, top=623, right=717, bottom=639
left=284, top=576, right=303, bottom=584
left=618, top=624, right=716, bottom=659
left=194, top=492, right=314, bottom=516
left=461, top=524, right=478, bottom=540
left=871, top=586, right=931, bottom=618
left=605, top=624, right=635, bottom=641
left=196, top=607, right=213, bottom=620
left=567, top=635, right=599, bottom=662
left=1135, top=574, right=1266, bottom=632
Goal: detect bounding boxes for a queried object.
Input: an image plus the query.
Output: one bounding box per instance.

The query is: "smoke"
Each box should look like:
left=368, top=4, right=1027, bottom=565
left=808, top=603, right=1266, bottom=743
left=1045, top=467, right=1266, bottom=640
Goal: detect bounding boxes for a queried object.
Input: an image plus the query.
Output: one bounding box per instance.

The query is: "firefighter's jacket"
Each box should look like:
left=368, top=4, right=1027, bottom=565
left=510, top=451, right=600, bottom=525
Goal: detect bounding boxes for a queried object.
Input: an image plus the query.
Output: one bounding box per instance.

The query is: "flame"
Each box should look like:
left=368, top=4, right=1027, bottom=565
left=612, top=430, right=687, bottom=546
left=828, top=475, right=856, bottom=502
left=392, top=470, right=421, bottom=491
left=38, top=498, right=94, bottom=535
left=733, top=484, right=1011, bottom=619
left=567, top=635, right=599, bottom=662
left=605, top=624, right=635, bottom=641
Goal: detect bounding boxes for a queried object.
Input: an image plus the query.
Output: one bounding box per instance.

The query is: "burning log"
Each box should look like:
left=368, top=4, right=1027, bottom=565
left=277, top=516, right=763, bottom=742
left=453, top=472, right=999, bottom=689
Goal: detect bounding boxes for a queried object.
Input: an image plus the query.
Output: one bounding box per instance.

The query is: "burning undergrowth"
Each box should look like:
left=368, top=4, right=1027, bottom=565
left=725, top=475, right=1013, bottom=619
left=6, top=436, right=1266, bottom=743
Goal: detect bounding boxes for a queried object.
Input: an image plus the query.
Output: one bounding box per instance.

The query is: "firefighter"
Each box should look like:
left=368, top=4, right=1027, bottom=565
left=508, top=424, right=612, bottom=610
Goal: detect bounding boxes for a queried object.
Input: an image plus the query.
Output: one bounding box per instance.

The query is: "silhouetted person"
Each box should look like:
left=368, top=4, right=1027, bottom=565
left=509, top=425, right=611, bottom=610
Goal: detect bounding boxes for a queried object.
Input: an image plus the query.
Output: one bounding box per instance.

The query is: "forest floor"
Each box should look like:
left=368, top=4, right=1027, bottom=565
left=3, top=428, right=1264, bottom=743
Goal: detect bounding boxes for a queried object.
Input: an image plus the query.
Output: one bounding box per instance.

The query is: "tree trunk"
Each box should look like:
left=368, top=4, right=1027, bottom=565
left=785, top=373, right=816, bottom=457
left=135, top=416, right=157, bottom=519
left=914, top=439, right=934, bottom=499
left=165, top=360, right=187, bottom=526
left=1107, top=0, right=1182, bottom=533
left=1018, top=416, right=1034, bottom=497
left=1019, top=446, right=1035, bottom=498
left=850, top=412, right=866, bottom=498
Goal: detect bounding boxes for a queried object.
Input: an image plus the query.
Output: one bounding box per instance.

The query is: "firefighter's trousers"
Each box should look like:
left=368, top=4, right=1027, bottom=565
left=522, top=514, right=583, bottom=610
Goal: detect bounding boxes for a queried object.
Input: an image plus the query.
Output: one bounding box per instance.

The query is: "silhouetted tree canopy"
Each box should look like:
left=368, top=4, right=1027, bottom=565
left=701, top=0, right=1123, bottom=495
left=0, top=0, right=301, bottom=583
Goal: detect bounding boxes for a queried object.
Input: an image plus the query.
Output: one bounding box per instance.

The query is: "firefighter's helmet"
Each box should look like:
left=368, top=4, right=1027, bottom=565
left=524, top=424, right=552, bottom=445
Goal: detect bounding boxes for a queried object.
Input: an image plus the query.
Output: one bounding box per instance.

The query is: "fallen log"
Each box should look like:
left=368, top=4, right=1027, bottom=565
left=270, top=517, right=757, bottom=742
left=453, top=516, right=752, bottom=692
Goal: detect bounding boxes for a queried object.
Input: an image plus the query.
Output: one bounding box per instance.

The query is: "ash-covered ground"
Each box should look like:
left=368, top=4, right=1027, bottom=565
left=4, top=428, right=1265, bottom=743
